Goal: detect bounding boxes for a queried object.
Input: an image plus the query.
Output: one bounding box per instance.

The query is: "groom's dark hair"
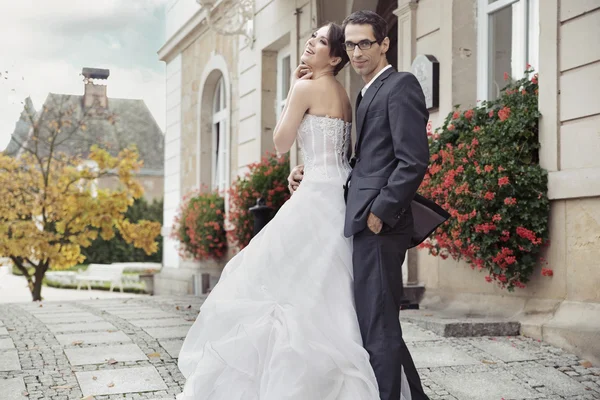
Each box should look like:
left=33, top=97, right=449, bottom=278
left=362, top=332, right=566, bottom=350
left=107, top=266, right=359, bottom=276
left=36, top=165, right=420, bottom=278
left=342, top=10, right=388, bottom=44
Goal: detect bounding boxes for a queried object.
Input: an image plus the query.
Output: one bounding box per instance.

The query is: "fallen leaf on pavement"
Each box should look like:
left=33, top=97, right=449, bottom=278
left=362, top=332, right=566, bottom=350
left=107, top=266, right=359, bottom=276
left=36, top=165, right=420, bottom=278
left=147, top=352, right=161, bottom=358
left=107, top=382, right=115, bottom=388
left=187, top=305, right=192, bottom=309
left=107, top=358, right=118, bottom=365
left=72, top=341, right=84, bottom=346
left=176, top=306, right=180, bottom=310
left=51, top=385, right=75, bottom=389
left=92, top=376, right=98, bottom=380
left=580, top=360, right=593, bottom=368
left=481, top=359, right=497, bottom=364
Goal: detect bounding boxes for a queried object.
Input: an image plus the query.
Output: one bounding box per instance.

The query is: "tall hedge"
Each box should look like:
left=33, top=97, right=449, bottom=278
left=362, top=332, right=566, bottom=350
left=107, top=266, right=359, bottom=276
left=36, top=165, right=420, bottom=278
left=81, top=197, right=163, bottom=264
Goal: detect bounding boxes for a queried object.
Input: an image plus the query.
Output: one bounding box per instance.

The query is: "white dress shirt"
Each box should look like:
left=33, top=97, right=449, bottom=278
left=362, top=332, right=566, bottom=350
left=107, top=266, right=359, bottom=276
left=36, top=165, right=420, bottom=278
left=361, top=64, right=393, bottom=97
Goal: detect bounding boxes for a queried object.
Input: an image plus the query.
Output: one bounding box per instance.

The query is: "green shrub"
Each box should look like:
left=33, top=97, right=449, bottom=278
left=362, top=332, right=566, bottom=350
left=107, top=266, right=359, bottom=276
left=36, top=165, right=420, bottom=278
left=81, top=198, right=163, bottom=264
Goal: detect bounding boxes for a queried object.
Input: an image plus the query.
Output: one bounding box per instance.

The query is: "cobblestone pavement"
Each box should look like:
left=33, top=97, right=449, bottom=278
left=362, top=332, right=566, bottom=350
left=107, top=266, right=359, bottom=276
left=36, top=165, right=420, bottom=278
left=1, top=295, right=599, bottom=400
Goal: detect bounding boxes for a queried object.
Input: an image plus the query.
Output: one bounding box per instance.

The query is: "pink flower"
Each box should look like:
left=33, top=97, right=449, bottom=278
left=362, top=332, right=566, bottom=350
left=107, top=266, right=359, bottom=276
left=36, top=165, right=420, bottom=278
left=498, top=106, right=511, bottom=121
left=541, top=268, right=554, bottom=277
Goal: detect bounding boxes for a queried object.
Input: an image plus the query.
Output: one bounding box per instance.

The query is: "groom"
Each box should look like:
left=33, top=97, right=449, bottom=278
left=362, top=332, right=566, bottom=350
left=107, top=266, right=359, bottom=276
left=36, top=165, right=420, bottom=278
left=289, top=10, right=448, bottom=400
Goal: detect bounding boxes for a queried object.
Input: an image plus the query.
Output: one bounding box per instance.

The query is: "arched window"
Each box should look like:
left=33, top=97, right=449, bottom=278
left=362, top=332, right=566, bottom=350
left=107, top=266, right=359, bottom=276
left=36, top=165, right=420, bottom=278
left=212, top=76, right=228, bottom=193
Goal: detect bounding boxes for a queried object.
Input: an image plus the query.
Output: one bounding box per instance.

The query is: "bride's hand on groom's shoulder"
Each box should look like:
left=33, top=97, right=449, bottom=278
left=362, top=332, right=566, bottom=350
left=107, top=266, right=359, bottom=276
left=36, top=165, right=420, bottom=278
left=287, top=165, right=304, bottom=194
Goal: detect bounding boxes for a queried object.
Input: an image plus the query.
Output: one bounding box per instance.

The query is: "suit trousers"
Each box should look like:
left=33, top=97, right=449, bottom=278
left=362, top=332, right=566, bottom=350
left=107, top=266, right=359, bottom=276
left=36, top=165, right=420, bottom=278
left=352, top=211, right=430, bottom=400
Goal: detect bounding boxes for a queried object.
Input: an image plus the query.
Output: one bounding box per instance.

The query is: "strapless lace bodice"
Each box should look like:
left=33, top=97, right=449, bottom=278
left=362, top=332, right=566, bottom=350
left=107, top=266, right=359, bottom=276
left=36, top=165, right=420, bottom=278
left=297, top=114, right=352, bottom=182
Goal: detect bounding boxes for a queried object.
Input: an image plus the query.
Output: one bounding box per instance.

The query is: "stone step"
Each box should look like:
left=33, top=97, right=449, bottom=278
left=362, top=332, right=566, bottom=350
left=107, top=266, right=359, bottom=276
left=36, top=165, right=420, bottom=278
left=401, top=310, right=520, bottom=337
left=399, top=284, right=426, bottom=308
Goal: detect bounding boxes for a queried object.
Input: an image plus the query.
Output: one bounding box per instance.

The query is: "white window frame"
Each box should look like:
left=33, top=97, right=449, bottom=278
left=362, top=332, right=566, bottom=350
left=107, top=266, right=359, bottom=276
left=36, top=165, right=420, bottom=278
left=276, top=45, right=291, bottom=120
left=477, top=0, right=539, bottom=102
left=77, top=160, right=99, bottom=198
left=212, top=76, right=228, bottom=194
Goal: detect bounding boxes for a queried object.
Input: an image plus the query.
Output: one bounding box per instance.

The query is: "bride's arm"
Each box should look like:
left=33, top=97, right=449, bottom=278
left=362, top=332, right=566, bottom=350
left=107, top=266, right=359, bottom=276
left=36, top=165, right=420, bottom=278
left=273, top=80, right=312, bottom=154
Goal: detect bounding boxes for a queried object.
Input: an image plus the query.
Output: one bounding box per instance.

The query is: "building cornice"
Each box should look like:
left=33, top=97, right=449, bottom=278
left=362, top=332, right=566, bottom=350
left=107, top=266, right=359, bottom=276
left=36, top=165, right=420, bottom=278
left=158, top=8, right=209, bottom=62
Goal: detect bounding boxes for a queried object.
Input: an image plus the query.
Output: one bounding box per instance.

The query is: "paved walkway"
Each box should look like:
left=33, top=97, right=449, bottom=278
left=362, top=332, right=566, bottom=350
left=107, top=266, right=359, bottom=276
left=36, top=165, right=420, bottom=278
left=0, top=296, right=599, bottom=400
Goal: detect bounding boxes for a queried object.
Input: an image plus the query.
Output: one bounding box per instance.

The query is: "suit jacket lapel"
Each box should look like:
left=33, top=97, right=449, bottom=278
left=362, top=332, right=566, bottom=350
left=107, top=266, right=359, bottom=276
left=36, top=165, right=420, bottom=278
left=355, top=67, right=395, bottom=151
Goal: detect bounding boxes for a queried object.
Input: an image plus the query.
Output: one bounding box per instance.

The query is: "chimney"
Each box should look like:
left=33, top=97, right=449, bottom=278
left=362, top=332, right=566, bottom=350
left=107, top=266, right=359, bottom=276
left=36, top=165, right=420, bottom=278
left=82, top=67, right=109, bottom=109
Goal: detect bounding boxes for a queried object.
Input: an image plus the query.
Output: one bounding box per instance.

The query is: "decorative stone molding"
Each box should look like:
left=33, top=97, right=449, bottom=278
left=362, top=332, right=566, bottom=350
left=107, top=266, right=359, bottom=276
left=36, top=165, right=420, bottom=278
left=196, top=0, right=255, bottom=47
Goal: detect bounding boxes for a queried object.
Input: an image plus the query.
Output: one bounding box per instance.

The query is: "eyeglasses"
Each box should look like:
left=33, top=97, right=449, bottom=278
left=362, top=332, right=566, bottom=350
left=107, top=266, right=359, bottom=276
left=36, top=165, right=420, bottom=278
left=343, top=40, right=379, bottom=52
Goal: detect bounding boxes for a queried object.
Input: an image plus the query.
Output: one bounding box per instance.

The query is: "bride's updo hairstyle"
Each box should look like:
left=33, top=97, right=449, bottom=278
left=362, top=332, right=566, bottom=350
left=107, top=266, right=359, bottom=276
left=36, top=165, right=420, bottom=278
left=326, top=23, right=350, bottom=76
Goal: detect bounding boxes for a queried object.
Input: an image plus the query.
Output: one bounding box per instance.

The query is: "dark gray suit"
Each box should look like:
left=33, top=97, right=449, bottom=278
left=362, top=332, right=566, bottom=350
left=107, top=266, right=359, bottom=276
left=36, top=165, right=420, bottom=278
left=344, top=67, right=447, bottom=400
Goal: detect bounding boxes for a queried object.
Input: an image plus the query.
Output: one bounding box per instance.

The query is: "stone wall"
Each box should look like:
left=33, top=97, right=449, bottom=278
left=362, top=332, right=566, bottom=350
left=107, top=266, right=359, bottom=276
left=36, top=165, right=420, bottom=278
left=180, top=32, right=238, bottom=194
left=406, top=0, right=600, bottom=363
left=156, top=9, right=239, bottom=295
left=98, top=174, right=163, bottom=202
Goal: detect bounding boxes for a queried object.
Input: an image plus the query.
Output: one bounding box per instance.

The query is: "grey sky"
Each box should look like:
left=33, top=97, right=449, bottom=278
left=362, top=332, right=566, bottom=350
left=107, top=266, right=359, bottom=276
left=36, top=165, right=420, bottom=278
left=0, top=0, right=168, bottom=151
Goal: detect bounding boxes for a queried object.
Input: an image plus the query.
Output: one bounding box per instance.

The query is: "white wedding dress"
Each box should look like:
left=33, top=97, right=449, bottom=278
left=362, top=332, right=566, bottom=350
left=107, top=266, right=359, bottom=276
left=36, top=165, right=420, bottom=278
left=177, top=114, right=411, bottom=400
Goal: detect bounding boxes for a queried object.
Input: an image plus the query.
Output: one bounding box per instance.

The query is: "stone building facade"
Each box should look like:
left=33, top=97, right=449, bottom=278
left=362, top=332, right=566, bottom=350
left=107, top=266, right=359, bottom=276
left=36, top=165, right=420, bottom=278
left=158, top=0, right=600, bottom=362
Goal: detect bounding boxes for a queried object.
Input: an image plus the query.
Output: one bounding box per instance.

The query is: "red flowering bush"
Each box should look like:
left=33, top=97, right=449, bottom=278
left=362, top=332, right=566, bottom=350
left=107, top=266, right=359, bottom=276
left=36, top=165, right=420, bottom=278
left=227, top=152, right=291, bottom=249
left=419, top=68, right=550, bottom=291
left=172, top=190, right=227, bottom=261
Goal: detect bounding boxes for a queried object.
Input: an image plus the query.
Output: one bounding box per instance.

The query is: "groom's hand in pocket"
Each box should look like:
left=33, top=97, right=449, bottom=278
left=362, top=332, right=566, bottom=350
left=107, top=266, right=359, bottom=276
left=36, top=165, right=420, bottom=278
left=367, top=212, right=383, bottom=234
left=287, top=164, right=304, bottom=194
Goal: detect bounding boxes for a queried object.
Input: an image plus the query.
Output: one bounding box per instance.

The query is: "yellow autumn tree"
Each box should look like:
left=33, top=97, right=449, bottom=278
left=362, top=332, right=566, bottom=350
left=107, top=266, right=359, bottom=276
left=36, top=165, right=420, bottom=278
left=0, top=96, right=162, bottom=301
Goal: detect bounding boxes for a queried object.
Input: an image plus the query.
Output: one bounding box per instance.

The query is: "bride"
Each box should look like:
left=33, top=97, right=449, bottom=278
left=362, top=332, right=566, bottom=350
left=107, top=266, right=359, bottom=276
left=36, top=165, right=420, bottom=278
left=177, top=23, right=411, bottom=400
